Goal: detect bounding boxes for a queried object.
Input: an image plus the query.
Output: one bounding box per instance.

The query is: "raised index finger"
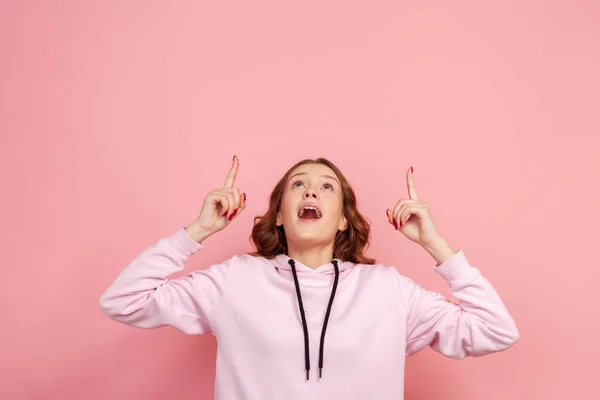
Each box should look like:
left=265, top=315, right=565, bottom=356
left=223, top=155, right=239, bottom=189
left=406, top=166, right=419, bottom=200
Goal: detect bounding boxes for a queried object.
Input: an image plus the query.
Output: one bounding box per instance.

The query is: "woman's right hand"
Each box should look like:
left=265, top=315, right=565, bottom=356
left=184, top=156, right=247, bottom=243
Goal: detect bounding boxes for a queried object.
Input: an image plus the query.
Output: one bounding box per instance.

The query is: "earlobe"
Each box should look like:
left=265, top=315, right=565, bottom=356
left=339, top=216, right=348, bottom=231
left=275, top=211, right=282, bottom=226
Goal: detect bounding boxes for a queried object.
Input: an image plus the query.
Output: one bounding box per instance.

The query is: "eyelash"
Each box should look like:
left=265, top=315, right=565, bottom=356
left=292, top=180, right=334, bottom=191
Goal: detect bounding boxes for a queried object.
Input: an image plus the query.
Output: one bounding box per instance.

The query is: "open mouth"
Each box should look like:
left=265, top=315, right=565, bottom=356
left=298, top=204, right=323, bottom=220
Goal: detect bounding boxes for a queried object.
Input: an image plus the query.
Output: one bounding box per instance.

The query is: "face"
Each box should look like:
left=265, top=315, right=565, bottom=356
left=275, top=163, right=348, bottom=248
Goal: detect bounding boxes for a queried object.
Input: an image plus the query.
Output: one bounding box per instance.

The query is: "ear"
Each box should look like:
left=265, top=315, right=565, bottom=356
left=338, top=215, right=348, bottom=232
left=275, top=210, right=283, bottom=226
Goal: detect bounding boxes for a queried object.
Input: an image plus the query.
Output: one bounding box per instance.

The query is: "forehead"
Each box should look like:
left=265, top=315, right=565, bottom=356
left=289, top=163, right=338, bottom=179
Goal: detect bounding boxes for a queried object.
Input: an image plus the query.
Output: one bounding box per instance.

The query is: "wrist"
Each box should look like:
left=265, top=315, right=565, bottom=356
left=184, top=222, right=211, bottom=244
left=422, top=237, right=456, bottom=265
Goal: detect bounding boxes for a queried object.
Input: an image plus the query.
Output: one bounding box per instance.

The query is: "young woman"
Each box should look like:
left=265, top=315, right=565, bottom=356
left=99, top=156, right=519, bottom=400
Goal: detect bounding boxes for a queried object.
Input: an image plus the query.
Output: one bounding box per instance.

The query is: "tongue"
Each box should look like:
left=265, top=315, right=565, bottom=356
left=300, top=209, right=320, bottom=219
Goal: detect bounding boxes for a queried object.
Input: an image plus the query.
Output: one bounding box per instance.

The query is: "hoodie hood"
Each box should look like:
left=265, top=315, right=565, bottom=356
left=271, top=253, right=355, bottom=275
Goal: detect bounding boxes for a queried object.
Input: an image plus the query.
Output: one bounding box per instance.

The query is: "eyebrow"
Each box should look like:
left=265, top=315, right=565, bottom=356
left=288, top=172, right=340, bottom=185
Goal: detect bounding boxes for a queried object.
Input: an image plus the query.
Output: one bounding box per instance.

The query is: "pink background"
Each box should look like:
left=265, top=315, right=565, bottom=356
left=1, top=1, right=599, bottom=399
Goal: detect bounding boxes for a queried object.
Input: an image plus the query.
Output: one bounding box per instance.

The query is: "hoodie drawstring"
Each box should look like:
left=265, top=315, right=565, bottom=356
left=288, top=259, right=340, bottom=381
left=319, top=259, right=340, bottom=379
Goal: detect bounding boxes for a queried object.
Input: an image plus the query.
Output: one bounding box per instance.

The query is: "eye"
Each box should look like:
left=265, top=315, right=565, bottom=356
left=292, top=180, right=304, bottom=188
left=322, top=183, right=334, bottom=191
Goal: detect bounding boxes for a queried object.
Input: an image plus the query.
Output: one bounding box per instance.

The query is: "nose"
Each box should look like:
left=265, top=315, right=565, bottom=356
left=304, top=191, right=317, bottom=199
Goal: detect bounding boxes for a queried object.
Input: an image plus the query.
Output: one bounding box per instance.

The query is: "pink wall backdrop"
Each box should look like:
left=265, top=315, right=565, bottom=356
left=1, top=1, right=599, bottom=399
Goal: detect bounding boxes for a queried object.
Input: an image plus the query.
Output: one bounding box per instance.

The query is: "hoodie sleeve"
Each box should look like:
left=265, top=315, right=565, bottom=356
left=98, top=226, right=234, bottom=335
left=398, top=249, right=519, bottom=358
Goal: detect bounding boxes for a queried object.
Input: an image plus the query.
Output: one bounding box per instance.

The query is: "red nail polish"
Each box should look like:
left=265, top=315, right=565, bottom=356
left=394, top=222, right=398, bottom=230
left=223, top=211, right=228, bottom=217
left=243, top=193, right=246, bottom=201
left=399, top=219, right=403, bottom=227
left=410, top=166, right=414, bottom=173
left=229, top=209, right=238, bottom=220
left=233, top=155, right=236, bottom=162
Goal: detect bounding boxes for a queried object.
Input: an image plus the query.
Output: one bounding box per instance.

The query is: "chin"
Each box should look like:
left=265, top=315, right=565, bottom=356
left=287, top=220, right=335, bottom=244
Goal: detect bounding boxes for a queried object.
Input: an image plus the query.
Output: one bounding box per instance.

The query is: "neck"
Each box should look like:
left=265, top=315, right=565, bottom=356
left=287, top=241, right=335, bottom=270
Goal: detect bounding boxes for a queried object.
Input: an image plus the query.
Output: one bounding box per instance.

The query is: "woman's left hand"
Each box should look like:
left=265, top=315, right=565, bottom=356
left=386, top=166, right=442, bottom=247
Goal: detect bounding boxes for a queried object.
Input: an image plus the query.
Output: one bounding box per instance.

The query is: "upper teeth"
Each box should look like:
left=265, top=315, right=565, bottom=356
left=299, top=205, right=322, bottom=218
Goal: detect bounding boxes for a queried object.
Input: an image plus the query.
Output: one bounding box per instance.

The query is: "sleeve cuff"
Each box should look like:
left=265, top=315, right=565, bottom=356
left=433, top=249, right=476, bottom=283
left=166, top=226, right=205, bottom=259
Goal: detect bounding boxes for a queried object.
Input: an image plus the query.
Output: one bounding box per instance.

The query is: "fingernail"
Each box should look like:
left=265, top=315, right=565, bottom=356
left=386, top=209, right=389, bottom=217
left=223, top=211, right=228, bottom=217
left=393, top=218, right=398, bottom=229
left=233, top=155, right=237, bottom=162
left=399, top=219, right=403, bottom=228
left=243, top=193, right=246, bottom=201
left=410, top=166, right=414, bottom=173
left=229, top=209, right=238, bottom=220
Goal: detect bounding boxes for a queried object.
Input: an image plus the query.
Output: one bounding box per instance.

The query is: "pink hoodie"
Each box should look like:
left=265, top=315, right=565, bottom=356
left=99, top=226, right=519, bottom=400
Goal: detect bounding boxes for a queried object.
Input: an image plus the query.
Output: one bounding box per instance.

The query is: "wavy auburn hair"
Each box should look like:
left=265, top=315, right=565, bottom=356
left=249, top=158, right=375, bottom=265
